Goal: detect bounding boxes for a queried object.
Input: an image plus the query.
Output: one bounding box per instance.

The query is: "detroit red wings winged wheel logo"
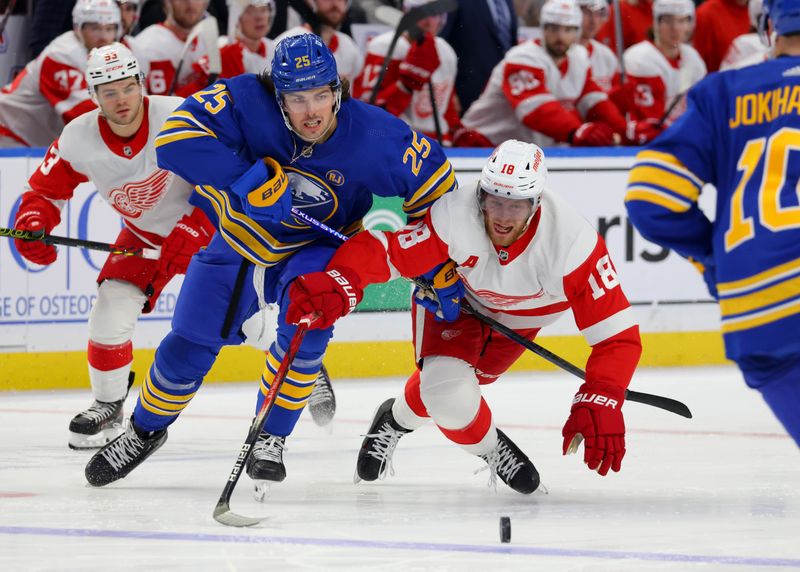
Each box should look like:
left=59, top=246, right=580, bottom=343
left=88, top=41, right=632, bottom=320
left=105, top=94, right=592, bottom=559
left=108, top=169, right=171, bottom=218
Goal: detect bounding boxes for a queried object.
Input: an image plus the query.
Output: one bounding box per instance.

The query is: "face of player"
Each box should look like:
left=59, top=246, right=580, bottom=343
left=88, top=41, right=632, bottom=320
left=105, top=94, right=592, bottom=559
left=239, top=4, right=272, bottom=40
left=315, top=0, right=348, bottom=29
left=481, top=193, right=534, bottom=248
left=95, top=76, right=144, bottom=127
left=119, top=2, right=139, bottom=35
left=169, top=0, right=208, bottom=30
left=416, top=14, right=445, bottom=35
left=580, top=6, right=608, bottom=41
left=282, top=86, right=337, bottom=142
left=656, top=15, right=692, bottom=50
left=79, top=23, right=119, bottom=50
left=543, top=24, right=579, bottom=59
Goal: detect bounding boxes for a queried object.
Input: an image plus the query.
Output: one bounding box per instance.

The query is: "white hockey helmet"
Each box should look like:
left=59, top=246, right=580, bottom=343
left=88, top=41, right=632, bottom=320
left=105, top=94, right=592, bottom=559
left=653, top=0, right=695, bottom=21
left=576, top=0, right=609, bottom=12
left=540, top=0, right=583, bottom=28
left=227, top=0, right=275, bottom=39
left=86, top=42, right=142, bottom=90
left=478, top=140, right=547, bottom=212
left=73, top=0, right=122, bottom=30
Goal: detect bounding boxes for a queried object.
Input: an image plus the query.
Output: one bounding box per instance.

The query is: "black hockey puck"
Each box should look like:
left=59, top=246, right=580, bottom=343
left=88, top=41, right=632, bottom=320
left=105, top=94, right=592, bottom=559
left=499, top=516, right=511, bottom=543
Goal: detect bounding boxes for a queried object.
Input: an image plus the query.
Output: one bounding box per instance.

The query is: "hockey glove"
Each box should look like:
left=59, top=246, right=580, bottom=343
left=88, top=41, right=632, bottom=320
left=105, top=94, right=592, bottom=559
left=13, top=192, right=60, bottom=265
left=569, top=122, right=618, bottom=147
left=562, top=381, right=626, bottom=476
left=399, top=33, right=441, bottom=91
left=413, top=260, right=464, bottom=322
left=158, top=208, right=215, bottom=275
left=689, top=254, right=718, bottom=300
left=231, top=157, right=293, bottom=223
left=287, top=267, right=364, bottom=329
left=624, top=119, right=664, bottom=145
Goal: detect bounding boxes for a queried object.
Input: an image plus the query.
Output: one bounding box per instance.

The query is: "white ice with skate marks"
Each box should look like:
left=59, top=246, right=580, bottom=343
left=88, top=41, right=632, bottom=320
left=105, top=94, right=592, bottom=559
left=1, top=366, right=798, bottom=571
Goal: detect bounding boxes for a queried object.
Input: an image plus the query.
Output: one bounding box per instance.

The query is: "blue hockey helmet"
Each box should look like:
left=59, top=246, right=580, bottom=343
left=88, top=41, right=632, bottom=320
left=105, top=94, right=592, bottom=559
left=271, top=33, right=340, bottom=94
left=761, top=0, right=800, bottom=37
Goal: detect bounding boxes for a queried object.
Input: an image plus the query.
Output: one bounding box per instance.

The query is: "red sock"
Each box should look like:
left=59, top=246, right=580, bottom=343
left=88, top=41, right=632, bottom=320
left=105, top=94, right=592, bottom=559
left=404, top=369, right=429, bottom=418
left=438, top=397, right=492, bottom=445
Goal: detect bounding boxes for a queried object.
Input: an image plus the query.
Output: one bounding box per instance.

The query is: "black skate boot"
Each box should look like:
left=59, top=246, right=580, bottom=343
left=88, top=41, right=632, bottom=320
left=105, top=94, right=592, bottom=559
left=69, top=372, right=135, bottom=450
left=355, top=398, right=412, bottom=483
left=85, top=416, right=168, bottom=487
left=308, top=364, right=336, bottom=427
left=246, top=433, right=287, bottom=501
left=479, top=429, right=540, bottom=494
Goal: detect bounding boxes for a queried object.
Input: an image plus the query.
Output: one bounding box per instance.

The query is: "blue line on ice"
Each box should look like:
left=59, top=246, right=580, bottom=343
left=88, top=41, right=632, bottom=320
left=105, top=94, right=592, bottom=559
left=1, top=526, right=799, bottom=567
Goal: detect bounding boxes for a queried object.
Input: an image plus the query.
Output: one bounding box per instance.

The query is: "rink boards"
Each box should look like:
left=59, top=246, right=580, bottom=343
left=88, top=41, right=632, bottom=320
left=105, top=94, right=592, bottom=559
left=0, top=148, right=725, bottom=390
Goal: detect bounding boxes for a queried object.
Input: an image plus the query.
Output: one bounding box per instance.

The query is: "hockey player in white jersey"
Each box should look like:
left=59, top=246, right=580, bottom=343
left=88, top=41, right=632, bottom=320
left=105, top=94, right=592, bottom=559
left=720, top=0, right=771, bottom=70
left=456, top=0, right=658, bottom=147
left=134, top=0, right=215, bottom=96
left=274, top=0, right=363, bottom=82
left=577, top=0, right=620, bottom=92
left=11, top=43, right=215, bottom=449
left=0, top=0, right=121, bottom=148
left=190, top=0, right=276, bottom=87
left=612, top=0, right=706, bottom=125
left=353, top=0, right=460, bottom=144
left=287, top=140, right=642, bottom=493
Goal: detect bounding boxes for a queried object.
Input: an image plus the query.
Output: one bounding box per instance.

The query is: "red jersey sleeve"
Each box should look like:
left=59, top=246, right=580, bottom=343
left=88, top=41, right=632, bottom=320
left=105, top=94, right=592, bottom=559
left=38, top=57, right=96, bottom=124
left=354, top=52, right=413, bottom=116
left=328, top=210, right=450, bottom=287
left=563, top=235, right=641, bottom=391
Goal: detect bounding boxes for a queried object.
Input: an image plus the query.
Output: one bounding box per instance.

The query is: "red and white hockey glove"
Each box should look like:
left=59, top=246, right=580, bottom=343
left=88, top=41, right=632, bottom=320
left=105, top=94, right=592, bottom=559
left=625, top=119, right=664, bottom=145
left=158, top=208, right=215, bottom=275
left=13, top=192, right=60, bottom=265
left=569, top=122, right=618, bottom=147
left=287, top=267, right=364, bottom=329
left=562, top=381, right=626, bottom=476
left=399, top=33, right=441, bottom=91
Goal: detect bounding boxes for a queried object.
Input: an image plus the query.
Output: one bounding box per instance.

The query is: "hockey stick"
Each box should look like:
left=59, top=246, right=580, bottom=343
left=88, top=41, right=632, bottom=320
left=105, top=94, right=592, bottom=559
left=0, top=226, right=160, bottom=259
left=289, top=209, right=692, bottom=418
left=610, top=0, right=626, bottom=83
left=368, top=0, right=458, bottom=105
left=167, top=16, right=218, bottom=96
left=199, top=15, right=222, bottom=85
left=0, top=0, right=18, bottom=37
left=213, top=313, right=318, bottom=527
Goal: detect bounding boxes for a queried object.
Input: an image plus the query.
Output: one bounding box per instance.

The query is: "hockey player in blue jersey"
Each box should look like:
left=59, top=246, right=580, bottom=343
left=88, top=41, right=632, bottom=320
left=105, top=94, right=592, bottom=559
left=625, top=0, right=800, bottom=446
left=85, top=33, right=457, bottom=488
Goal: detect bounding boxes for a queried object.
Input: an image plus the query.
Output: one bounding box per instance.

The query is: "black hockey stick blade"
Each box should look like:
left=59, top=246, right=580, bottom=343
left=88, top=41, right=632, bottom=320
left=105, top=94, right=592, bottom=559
left=212, top=316, right=316, bottom=527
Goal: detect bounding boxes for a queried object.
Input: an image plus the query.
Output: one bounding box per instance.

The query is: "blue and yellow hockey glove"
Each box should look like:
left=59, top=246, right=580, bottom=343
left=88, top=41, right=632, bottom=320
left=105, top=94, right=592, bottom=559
left=230, top=157, right=292, bottom=223
left=413, top=260, right=464, bottom=322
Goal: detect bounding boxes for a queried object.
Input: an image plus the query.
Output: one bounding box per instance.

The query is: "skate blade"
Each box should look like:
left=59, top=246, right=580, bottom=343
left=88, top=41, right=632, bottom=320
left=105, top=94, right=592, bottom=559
left=252, top=481, right=273, bottom=503
left=68, top=427, right=123, bottom=450
left=353, top=469, right=362, bottom=485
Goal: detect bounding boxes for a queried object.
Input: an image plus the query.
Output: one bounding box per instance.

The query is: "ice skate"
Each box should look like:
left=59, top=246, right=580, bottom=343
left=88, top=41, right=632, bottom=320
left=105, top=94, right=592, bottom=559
left=85, top=416, right=168, bottom=487
left=308, top=364, right=336, bottom=427
left=69, top=372, right=135, bottom=450
left=246, top=433, right=287, bottom=501
left=355, top=398, right=411, bottom=483
left=478, top=429, right=540, bottom=494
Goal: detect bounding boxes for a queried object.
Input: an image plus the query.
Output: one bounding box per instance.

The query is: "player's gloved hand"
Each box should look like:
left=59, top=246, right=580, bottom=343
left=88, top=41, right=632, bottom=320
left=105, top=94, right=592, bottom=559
left=287, top=266, right=364, bottom=329
left=569, top=122, right=618, bottom=147
left=399, top=32, right=441, bottom=91
left=13, top=192, right=60, bottom=265
left=562, top=381, right=626, bottom=476
left=413, top=260, right=464, bottom=322
left=231, top=157, right=293, bottom=223
left=624, top=119, right=664, bottom=145
left=158, top=208, right=215, bottom=275
left=689, top=254, right=718, bottom=300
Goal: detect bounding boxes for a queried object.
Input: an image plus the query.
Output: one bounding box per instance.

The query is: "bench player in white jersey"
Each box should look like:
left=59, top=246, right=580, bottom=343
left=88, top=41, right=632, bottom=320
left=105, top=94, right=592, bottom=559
left=456, top=0, right=658, bottom=148
left=577, top=0, right=620, bottom=92
left=134, top=0, right=215, bottom=97
left=12, top=43, right=215, bottom=450
left=613, top=0, right=706, bottom=125
left=720, top=0, right=771, bottom=70
left=287, top=140, right=642, bottom=493
left=0, top=0, right=121, bottom=148
left=354, top=0, right=460, bottom=144
left=190, top=0, right=276, bottom=88
left=274, top=0, right=363, bottom=83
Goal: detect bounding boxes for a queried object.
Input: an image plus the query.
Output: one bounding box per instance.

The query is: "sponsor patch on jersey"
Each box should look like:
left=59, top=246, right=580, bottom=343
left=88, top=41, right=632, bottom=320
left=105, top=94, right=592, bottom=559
left=325, top=169, right=345, bottom=186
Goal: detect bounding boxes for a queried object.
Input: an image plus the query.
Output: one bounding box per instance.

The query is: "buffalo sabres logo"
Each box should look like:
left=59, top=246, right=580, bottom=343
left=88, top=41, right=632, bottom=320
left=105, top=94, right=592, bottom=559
left=326, top=169, right=345, bottom=186
left=283, top=167, right=339, bottom=230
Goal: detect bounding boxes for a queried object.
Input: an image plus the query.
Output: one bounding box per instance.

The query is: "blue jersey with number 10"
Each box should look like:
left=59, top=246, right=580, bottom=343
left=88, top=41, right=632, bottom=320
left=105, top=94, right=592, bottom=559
left=625, top=56, right=800, bottom=362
